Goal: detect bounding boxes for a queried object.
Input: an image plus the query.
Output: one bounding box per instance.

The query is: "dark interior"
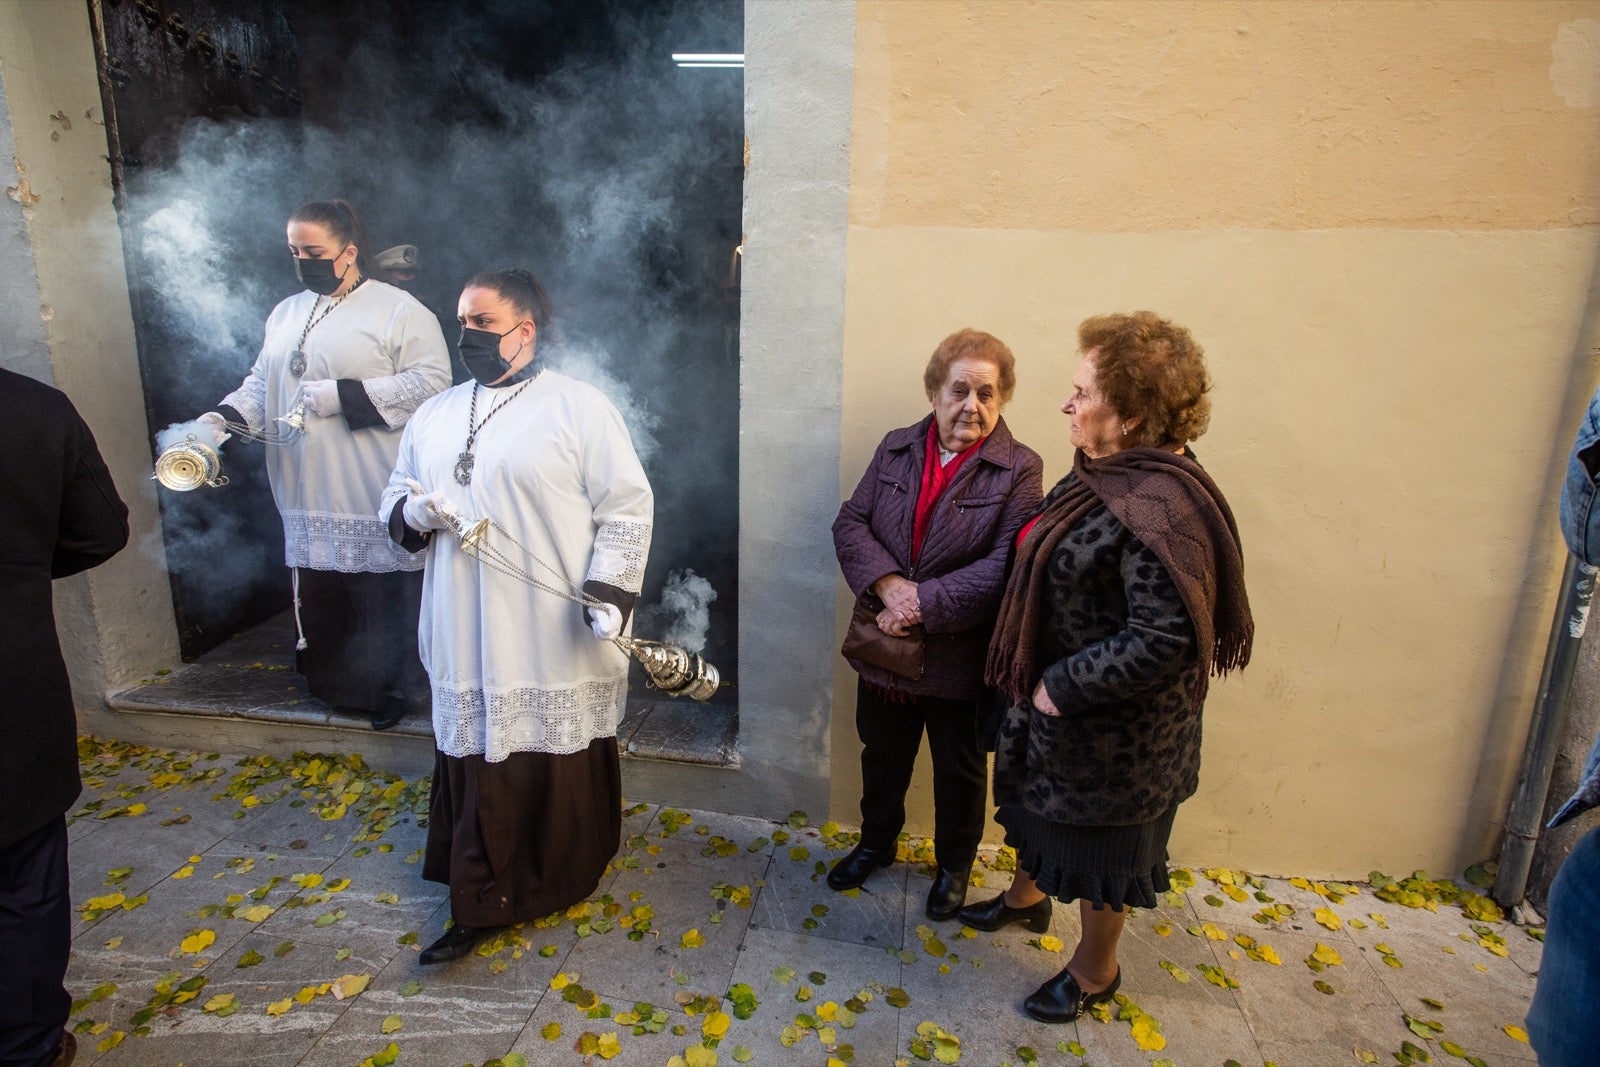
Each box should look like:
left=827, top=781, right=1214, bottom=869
left=91, top=0, right=743, bottom=694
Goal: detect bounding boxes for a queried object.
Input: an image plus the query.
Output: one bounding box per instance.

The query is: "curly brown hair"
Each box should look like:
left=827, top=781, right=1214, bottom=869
left=1078, top=311, right=1211, bottom=447
left=922, top=328, right=1017, bottom=405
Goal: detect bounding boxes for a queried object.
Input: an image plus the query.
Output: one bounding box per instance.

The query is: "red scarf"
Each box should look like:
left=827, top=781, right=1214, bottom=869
left=912, top=421, right=986, bottom=563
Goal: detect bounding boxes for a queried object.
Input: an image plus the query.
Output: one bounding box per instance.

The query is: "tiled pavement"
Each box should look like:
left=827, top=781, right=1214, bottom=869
left=60, top=740, right=1542, bottom=1067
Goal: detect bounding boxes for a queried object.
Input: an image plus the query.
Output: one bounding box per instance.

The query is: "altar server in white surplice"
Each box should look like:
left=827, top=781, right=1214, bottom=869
left=379, top=267, right=653, bottom=965
left=204, top=199, right=451, bottom=732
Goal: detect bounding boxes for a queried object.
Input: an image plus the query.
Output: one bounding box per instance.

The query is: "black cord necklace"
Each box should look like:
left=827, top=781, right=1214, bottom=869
left=454, top=379, right=534, bottom=486
left=288, top=275, right=366, bottom=377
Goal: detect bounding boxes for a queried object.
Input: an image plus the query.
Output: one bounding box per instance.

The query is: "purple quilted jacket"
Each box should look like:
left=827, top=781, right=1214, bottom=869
left=833, top=414, right=1043, bottom=698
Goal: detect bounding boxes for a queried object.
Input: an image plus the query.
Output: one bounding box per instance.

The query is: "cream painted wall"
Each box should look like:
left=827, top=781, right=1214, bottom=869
left=839, top=1, right=1600, bottom=878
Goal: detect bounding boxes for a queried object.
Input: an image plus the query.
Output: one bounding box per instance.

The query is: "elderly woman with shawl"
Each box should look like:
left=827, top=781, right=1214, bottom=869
left=959, top=311, right=1254, bottom=1024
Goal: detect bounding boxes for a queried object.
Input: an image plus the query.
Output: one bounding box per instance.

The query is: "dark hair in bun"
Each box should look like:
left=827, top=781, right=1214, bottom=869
left=465, top=268, right=556, bottom=349
left=289, top=199, right=384, bottom=281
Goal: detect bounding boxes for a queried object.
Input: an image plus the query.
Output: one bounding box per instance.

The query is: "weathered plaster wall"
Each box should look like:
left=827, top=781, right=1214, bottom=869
left=0, top=1, right=435, bottom=772
left=625, top=0, right=856, bottom=815
left=0, top=0, right=182, bottom=736
left=839, top=0, right=1600, bottom=877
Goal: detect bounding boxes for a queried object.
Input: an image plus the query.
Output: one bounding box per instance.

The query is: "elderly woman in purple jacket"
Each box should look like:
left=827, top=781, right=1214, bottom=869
left=831, top=329, right=1044, bottom=921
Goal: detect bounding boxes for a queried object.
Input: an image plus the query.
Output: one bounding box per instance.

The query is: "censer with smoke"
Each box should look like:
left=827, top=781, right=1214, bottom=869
left=152, top=403, right=309, bottom=492
left=440, top=505, right=720, bottom=702
left=152, top=435, right=228, bottom=491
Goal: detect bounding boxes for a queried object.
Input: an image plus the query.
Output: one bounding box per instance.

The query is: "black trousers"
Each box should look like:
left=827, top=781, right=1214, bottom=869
left=295, top=567, right=428, bottom=714
left=0, top=817, right=70, bottom=1067
left=854, top=678, right=987, bottom=871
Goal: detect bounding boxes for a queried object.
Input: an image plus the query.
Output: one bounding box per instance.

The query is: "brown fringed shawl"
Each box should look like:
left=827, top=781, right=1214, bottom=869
left=985, top=447, right=1254, bottom=707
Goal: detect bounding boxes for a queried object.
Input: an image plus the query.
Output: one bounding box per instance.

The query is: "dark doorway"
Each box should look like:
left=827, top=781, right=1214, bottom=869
left=91, top=0, right=743, bottom=692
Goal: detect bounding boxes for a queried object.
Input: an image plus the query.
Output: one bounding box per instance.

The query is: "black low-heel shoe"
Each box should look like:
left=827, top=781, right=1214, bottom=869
left=419, top=922, right=491, bottom=965
left=371, top=693, right=408, bottom=732
left=956, top=892, right=1053, bottom=932
left=826, top=844, right=895, bottom=890
left=1023, top=966, right=1120, bottom=1024
left=925, top=867, right=970, bottom=921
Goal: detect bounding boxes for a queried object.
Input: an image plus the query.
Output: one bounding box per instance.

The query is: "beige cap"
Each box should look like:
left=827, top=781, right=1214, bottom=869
left=375, top=244, right=419, bottom=271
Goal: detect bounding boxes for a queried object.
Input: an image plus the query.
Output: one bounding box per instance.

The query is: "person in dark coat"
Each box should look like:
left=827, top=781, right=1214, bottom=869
left=831, top=329, right=1043, bottom=921
left=0, top=367, right=129, bottom=1067
left=965, top=311, right=1253, bottom=1024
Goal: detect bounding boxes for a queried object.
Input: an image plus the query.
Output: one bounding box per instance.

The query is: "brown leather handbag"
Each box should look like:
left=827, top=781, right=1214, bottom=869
left=841, top=593, right=925, bottom=680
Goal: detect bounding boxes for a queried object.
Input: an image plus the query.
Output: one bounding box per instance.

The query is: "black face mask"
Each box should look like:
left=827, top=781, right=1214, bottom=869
left=294, top=253, right=347, bottom=296
left=458, top=322, right=528, bottom=387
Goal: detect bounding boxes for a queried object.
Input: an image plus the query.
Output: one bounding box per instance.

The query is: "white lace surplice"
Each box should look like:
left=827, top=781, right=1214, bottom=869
left=382, top=372, right=654, bottom=760
left=221, top=281, right=451, bottom=572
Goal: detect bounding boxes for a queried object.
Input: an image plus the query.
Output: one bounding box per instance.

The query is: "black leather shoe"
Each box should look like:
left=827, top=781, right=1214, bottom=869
left=956, top=891, right=1053, bottom=932
left=48, top=1032, right=76, bottom=1067
left=826, top=843, right=895, bottom=890
left=371, top=693, right=407, bottom=732
left=925, top=867, right=969, bottom=921
left=419, top=922, right=489, bottom=964
left=1023, top=965, right=1120, bottom=1024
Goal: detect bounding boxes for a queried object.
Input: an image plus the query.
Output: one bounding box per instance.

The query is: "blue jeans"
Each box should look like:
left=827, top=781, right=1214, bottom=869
left=1527, top=824, right=1600, bottom=1065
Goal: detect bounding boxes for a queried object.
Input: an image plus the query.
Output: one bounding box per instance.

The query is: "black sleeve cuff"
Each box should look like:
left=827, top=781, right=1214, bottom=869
left=582, top=579, right=637, bottom=627
left=387, top=497, right=430, bottom=553
left=215, top=404, right=246, bottom=427
left=339, top=379, right=387, bottom=431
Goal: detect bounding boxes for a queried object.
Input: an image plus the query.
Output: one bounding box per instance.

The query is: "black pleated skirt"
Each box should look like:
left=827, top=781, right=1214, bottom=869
left=424, top=739, right=621, bottom=928
left=995, top=802, right=1178, bottom=911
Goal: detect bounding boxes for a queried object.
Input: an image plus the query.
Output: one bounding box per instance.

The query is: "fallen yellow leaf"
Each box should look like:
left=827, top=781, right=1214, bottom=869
left=179, top=929, right=216, bottom=954
left=333, top=973, right=371, bottom=1000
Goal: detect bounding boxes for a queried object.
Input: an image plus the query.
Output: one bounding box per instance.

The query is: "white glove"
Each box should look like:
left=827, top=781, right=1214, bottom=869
left=195, top=412, right=231, bottom=448
left=588, top=602, right=623, bottom=640
left=402, top=478, right=458, bottom=533
left=298, top=379, right=342, bottom=417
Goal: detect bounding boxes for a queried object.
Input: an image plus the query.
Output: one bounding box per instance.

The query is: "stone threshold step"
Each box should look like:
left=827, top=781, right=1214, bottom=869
left=107, top=663, right=738, bottom=768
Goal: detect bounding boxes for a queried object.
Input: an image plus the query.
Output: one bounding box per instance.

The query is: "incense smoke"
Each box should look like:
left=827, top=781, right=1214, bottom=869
left=641, top=568, right=719, bottom=654
left=154, top=416, right=227, bottom=455
left=127, top=1, right=742, bottom=666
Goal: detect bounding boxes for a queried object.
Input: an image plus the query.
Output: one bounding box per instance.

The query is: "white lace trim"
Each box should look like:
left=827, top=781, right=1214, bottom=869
left=588, top=519, right=650, bottom=592
left=433, top=677, right=625, bottom=761
left=282, top=510, right=422, bottom=572
left=219, top=374, right=267, bottom=431
left=364, top=369, right=438, bottom=430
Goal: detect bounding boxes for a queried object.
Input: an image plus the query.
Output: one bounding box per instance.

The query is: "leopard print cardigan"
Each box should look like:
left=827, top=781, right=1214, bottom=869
left=991, top=479, right=1203, bottom=826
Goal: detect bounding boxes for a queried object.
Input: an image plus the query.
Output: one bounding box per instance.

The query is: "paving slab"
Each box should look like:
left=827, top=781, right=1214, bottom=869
left=722, top=924, right=905, bottom=1066
left=510, top=990, right=698, bottom=1066
left=56, top=740, right=1543, bottom=1067
left=250, top=847, right=448, bottom=959
left=754, top=835, right=910, bottom=951
left=561, top=832, right=770, bottom=1010
left=296, top=931, right=540, bottom=1067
